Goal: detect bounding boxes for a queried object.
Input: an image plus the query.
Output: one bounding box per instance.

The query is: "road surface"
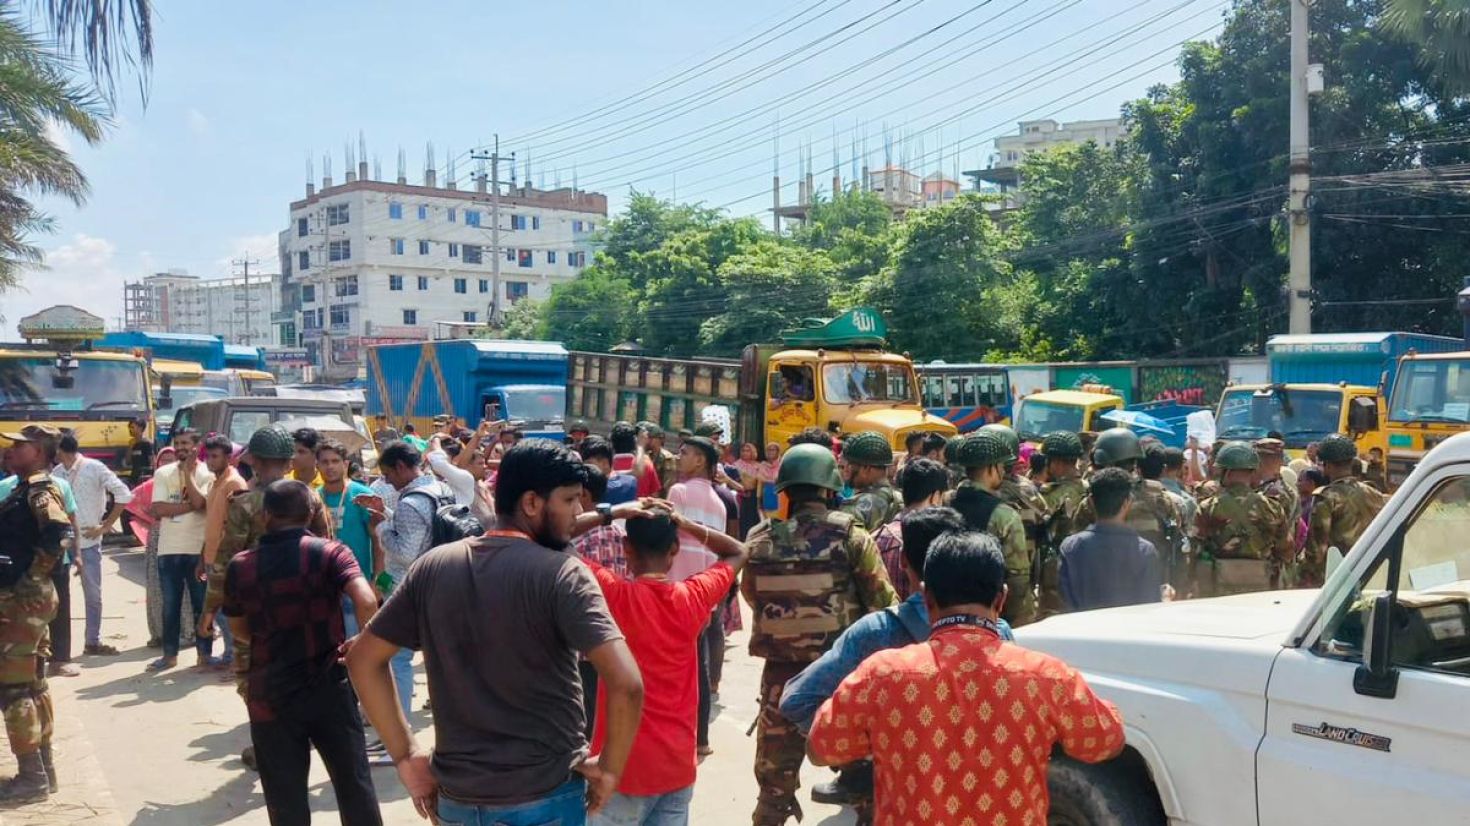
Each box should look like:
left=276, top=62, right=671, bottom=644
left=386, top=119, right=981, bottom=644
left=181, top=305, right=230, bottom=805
left=0, top=543, right=858, bottom=826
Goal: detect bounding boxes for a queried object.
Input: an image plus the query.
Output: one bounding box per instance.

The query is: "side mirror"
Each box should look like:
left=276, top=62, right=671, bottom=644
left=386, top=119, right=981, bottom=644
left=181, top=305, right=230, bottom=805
left=1353, top=591, right=1400, bottom=699
left=1348, top=397, right=1378, bottom=435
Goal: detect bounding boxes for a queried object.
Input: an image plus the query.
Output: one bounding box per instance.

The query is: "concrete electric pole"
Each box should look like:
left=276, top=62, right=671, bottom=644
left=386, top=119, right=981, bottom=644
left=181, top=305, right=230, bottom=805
left=1287, top=0, right=1314, bottom=334
left=232, top=255, right=261, bottom=346
left=471, top=138, right=506, bottom=328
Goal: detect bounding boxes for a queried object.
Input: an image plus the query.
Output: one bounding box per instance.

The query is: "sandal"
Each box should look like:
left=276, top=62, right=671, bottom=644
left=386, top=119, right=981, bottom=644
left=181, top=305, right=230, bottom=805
left=146, top=657, right=176, bottom=672
left=84, top=643, right=120, bottom=656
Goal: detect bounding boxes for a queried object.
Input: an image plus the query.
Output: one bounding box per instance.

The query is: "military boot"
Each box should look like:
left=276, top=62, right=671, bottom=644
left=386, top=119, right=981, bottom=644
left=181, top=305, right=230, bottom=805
left=752, top=797, right=802, bottom=826
left=39, top=743, right=56, bottom=793
left=241, top=746, right=258, bottom=772
left=0, top=752, right=50, bottom=802
left=811, top=760, right=873, bottom=805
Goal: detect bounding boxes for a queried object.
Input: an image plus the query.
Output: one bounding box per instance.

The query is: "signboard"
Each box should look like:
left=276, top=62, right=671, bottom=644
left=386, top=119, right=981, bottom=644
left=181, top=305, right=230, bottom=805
left=330, top=336, right=360, bottom=365
left=1053, top=365, right=1135, bottom=403
left=367, top=325, right=430, bottom=340
left=1139, top=362, right=1228, bottom=406
left=17, top=305, right=104, bottom=342
left=263, top=348, right=311, bottom=367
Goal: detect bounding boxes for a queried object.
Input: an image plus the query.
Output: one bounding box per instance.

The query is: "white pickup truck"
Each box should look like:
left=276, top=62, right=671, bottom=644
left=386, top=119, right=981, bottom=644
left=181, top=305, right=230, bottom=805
left=1019, top=432, right=1470, bottom=825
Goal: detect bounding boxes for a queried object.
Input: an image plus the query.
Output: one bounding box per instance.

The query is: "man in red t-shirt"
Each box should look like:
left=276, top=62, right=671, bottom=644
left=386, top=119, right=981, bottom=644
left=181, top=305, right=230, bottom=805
left=585, top=507, right=749, bottom=825
left=610, top=421, right=662, bottom=499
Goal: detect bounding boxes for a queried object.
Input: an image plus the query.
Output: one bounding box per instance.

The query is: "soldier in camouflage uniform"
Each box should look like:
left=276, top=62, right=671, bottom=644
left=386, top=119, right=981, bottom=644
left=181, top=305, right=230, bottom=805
left=949, top=431, right=1036, bottom=625
left=0, top=426, right=69, bottom=801
left=839, top=431, right=902, bottom=533
left=1039, top=431, right=1088, bottom=618
left=1253, top=438, right=1301, bottom=587
left=1303, top=435, right=1387, bottom=588
left=637, top=421, right=678, bottom=496
left=943, top=435, right=965, bottom=489
left=1192, top=442, right=1289, bottom=598
left=198, top=425, right=330, bottom=769
left=1070, top=428, right=1187, bottom=590
left=980, top=424, right=1049, bottom=613
left=741, top=443, right=896, bottom=826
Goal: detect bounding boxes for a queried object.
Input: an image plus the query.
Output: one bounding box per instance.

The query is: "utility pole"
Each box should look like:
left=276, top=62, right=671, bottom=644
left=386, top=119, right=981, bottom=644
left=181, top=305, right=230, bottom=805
left=1287, top=0, right=1312, bottom=334
left=232, top=254, right=261, bottom=346
left=472, top=137, right=505, bottom=327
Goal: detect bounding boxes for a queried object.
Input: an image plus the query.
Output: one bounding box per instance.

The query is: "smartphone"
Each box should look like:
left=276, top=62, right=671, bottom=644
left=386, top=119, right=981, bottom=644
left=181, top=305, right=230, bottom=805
left=353, top=493, right=384, bottom=511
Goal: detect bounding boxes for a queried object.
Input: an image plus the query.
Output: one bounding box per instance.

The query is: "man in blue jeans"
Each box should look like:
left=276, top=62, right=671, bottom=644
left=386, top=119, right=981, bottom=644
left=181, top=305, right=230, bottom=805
left=349, top=440, right=645, bottom=825
left=53, top=432, right=131, bottom=657
left=146, top=430, right=215, bottom=671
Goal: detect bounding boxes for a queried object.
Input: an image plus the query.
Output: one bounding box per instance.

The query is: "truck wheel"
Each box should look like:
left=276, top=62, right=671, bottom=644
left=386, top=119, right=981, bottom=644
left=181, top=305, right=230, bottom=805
left=1048, top=754, right=1165, bottom=826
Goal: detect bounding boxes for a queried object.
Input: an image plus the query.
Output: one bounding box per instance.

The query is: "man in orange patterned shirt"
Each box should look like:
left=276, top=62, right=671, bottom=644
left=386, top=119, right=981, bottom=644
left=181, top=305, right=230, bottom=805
left=806, top=531, right=1124, bottom=825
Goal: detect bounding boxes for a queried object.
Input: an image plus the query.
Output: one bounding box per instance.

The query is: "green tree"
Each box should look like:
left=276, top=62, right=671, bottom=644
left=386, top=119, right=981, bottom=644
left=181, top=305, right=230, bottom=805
left=636, top=216, right=766, bottom=356
left=499, top=298, right=542, bottom=340
left=0, top=14, right=108, bottom=292
left=698, top=240, right=836, bottom=356
left=539, top=267, right=638, bottom=351
left=26, top=0, right=154, bottom=102
left=1382, top=0, right=1470, bottom=94
left=597, top=191, right=722, bottom=291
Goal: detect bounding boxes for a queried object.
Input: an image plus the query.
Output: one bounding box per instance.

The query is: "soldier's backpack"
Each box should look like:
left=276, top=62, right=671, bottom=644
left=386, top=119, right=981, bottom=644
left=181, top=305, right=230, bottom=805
left=402, top=488, right=484, bottom=546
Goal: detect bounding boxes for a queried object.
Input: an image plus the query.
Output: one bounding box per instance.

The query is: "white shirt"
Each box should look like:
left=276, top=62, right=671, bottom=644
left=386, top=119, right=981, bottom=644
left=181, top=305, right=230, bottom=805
left=667, top=477, right=723, bottom=582
left=426, top=447, right=494, bottom=526
left=151, top=461, right=215, bottom=556
left=53, top=456, right=131, bottom=536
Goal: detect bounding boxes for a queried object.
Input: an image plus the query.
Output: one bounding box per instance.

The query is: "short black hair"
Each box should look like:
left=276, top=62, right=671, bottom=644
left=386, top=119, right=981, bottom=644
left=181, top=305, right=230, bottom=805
left=1090, top=467, right=1134, bottom=519
left=899, top=458, right=949, bottom=506
left=292, top=427, right=320, bottom=451
left=315, top=438, right=349, bottom=460
left=1162, top=447, right=1185, bottom=470
left=378, top=440, right=422, bottom=471
left=905, top=432, right=925, bottom=451
left=1301, top=467, right=1328, bottom=489
left=788, top=427, right=834, bottom=449
left=171, top=427, right=200, bottom=445
left=131, top=417, right=148, bottom=428
left=263, top=479, right=313, bottom=524
left=494, top=439, right=588, bottom=516
left=582, top=464, right=609, bottom=502
left=1267, top=430, right=1285, bottom=441
left=580, top=435, right=614, bottom=464
left=625, top=511, right=679, bottom=558
left=1029, top=451, right=1048, bottom=476
left=1139, top=444, right=1166, bottom=480
left=609, top=421, right=638, bottom=454
left=58, top=432, right=79, bottom=453
left=921, top=432, right=948, bottom=455
left=900, top=506, right=966, bottom=577
left=404, top=423, right=417, bottom=433
left=923, top=531, right=1007, bottom=609
left=203, top=434, right=232, bottom=454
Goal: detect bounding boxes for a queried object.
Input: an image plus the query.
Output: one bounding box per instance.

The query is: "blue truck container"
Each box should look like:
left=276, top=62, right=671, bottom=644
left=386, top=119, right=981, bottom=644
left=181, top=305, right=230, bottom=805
left=365, top=339, right=569, bottom=439
left=222, top=344, right=267, bottom=371
left=1267, top=332, right=1463, bottom=398
left=98, top=331, right=226, bottom=370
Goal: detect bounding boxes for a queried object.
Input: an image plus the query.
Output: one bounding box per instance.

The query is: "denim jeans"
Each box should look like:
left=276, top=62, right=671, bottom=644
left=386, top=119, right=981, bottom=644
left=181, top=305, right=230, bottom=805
left=589, top=786, right=692, bottom=826
left=438, top=776, right=586, bottom=826
left=342, top=594, right=360, bottom=638
left=79, top=544, right=102, bottom=647
left=390, top=646, right=414, bottom=718
left=158, top=554, right=209, bottom=660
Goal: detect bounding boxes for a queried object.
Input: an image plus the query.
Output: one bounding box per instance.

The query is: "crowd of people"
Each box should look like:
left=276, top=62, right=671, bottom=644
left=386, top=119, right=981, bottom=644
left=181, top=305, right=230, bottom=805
left=0, top=409, right=1393, bottom=825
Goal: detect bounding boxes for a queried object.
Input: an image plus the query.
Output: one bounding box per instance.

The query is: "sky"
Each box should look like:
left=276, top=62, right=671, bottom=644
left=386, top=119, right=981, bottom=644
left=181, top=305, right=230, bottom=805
left=1, top=0, right=1229, bottom=330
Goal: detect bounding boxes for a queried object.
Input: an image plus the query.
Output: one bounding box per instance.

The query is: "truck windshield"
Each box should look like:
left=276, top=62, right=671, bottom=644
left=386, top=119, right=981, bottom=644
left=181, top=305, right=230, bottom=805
left=1389, top=358, right=1470, bottom=424
left=822, top=362, right=914, bottom=404
left=1217, top=388, right=1341, bottom=447
left=155, top=386, right=227, bottom=427
left=0, top=358, right=149, bottom=414
left=1015, top=400, right=1084, bottom=440
left=503, top=388, right=565, bottom=423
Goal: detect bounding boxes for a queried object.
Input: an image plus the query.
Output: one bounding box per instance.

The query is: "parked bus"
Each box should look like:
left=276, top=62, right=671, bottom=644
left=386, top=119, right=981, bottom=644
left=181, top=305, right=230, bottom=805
left=915, top=362, right=1013, bottom=432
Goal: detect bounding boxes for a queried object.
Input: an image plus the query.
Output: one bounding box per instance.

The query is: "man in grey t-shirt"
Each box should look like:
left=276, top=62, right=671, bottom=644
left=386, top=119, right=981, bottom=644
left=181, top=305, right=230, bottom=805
left=348, top=440, right=644, bottom=825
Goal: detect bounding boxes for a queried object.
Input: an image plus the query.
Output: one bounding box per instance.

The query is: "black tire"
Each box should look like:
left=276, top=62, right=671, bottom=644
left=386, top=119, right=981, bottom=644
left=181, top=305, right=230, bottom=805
left=1048, top=754, right=1166, bottom=826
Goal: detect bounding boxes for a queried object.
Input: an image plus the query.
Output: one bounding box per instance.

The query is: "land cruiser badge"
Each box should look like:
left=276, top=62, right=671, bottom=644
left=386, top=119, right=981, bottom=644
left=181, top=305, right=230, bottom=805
left=1291, top=722, right=1392, bottom=753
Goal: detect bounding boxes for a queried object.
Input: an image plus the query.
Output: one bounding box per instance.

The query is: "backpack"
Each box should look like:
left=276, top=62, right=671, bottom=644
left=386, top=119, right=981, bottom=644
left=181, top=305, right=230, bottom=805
left=402, top=487, right=484, bottom=546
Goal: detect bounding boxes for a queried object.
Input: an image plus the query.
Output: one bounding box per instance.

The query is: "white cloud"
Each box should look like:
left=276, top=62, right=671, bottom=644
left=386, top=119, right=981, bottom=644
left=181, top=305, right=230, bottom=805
left=43, top=119, right=72, bottom=154
left=214, top=232, right=280, bottom=275
left=186, top=108, right=210, bottom=138
left=2, top=233, right=127, bottom=327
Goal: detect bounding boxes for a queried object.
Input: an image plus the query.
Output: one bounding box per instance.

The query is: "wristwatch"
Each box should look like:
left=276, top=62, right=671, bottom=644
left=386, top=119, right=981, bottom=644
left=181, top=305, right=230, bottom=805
left=596, top=502, right=613, bottom=526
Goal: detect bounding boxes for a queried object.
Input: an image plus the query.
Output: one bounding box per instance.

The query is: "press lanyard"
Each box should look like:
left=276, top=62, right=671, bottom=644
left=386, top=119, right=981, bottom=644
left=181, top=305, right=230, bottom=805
left=930, top=613, right=1002, bottom=636
left=484, top=529, right=533, bottom=542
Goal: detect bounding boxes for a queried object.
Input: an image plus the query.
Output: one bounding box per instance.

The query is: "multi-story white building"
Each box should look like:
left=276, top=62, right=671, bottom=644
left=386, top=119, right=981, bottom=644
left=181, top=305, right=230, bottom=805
left=964, top=118, right=1125, bottom=211
left=123, top=270, right=280, bottom=346
left=278, top=169, right=607, bottom=379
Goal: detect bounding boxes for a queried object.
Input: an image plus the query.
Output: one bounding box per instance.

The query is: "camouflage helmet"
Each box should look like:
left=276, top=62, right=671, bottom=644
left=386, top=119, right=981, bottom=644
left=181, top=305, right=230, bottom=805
left=1092, top=427, right=1144, bottom=467
left=247, top=424, right=296, bottom=460
left=1318, top=434, right=1358, bottom=464
left=842, top=431, right=893, bottom=467
left=943, top=435, right=965, bottom=465
left=775, top=443, right=843, bottom=493
left=1041, top=430, right=1084, bottom=460
left=1214, top=440, right=1260, bottom=471
left=957, top=431, right=1016, bottom=469
left=979, top=423, right=1021, bottom=460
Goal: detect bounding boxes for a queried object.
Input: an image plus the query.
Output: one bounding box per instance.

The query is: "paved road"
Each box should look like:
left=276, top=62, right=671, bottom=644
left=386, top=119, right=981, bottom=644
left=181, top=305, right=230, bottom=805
left=0, top=544, right=858, bottom=826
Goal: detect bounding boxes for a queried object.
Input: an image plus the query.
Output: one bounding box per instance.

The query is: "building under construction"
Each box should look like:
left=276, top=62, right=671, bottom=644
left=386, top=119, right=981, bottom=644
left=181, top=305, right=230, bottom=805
left=123, top=269, right=281, bottom=346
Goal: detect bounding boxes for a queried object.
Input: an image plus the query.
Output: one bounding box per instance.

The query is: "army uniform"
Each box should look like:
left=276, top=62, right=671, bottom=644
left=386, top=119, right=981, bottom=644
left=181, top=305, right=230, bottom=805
left=1037, top=431, right=1088, bottom=618
left=637, top=422, right=679, bottom=495
left=742, top=444, right=896, bottom=826
left=949, top=430, right=1036, bottom=626
left=839, top=432, right=902, bottom=533
left=1193, top=483, right=1288, bottom=597
left=1070, top=480, right=1185, bottom=587
left=0, top=459, right=69, bottom=800
left=1302, top=436, right=1387, bottom=588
